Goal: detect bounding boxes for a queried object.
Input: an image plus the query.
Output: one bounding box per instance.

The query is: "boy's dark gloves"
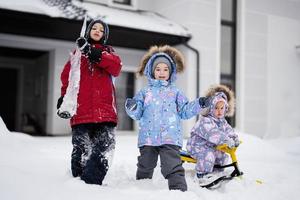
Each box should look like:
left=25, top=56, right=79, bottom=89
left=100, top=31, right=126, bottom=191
left=76, top=37, right=102, bottom=63
left=76, top=37, right=90, bottom=55
left=199, top=97, right=211, bottom=108
left=57, top=111, right=72, bottom=119
left=89, top=47, right=102, bottom=63
left=56, top=96, right=71, bottom=119
left=125, top=98, right=137, bottom=111
left=56, top=96, right=64, bottom=109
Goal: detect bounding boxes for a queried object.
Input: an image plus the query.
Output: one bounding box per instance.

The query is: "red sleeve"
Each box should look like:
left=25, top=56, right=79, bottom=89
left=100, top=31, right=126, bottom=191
left=94, top=47, right=122, bottom=77
left=60, top=61, right=71, bottom=96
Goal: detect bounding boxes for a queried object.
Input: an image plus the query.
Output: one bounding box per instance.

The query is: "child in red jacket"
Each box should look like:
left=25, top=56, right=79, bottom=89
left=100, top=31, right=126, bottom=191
left=57, top=18, right=122, bottom=185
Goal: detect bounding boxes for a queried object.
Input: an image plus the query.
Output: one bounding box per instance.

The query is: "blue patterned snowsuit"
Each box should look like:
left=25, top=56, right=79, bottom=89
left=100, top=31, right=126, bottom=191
left=125, top=53, right=201, bottom=148
left=125, top=52, right=202, bottom=191
left=186, top=94, right=239, bottom=174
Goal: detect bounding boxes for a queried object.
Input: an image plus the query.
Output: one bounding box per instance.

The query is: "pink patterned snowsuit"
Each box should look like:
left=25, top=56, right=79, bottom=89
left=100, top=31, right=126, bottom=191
left=186, top=92, right=239, bottom=174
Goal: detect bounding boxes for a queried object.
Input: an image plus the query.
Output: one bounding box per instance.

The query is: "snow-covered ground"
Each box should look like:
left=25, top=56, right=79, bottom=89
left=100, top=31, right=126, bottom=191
left=1, top=117, right=300, bottom=200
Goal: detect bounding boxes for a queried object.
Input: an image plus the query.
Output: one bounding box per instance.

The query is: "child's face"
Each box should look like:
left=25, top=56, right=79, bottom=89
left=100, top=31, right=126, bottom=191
left=153, top=63, right=170, bottom=81
left=90, top=23, right=104, bottom=42
left=214, top=101, right=226, bottom=118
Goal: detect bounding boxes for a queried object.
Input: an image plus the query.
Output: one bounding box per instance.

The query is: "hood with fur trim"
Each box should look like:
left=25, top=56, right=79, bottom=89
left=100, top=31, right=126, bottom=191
left=143, top=52, right=177, bottom=84
left=137, top=45, right=185, bottom=78
left=201, top=84, right=235, bottom=117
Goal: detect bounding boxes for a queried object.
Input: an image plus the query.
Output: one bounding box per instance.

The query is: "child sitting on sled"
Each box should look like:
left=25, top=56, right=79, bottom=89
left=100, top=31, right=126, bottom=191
left=186, top=84, right=239, bottom=186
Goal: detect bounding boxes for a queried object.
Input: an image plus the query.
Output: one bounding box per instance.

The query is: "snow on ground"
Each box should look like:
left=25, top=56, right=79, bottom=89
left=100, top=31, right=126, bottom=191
left=1, top=117, right=300, bottom=200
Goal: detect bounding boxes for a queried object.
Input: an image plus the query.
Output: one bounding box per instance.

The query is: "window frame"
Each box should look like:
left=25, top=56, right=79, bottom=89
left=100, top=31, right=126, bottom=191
left=220, top=0, right=237, bottom=126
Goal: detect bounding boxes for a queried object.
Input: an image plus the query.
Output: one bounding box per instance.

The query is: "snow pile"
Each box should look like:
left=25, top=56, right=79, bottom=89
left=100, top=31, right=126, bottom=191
left=0, top=116, right=9, bottom=134
left=0, top=123, right=300, bottom=200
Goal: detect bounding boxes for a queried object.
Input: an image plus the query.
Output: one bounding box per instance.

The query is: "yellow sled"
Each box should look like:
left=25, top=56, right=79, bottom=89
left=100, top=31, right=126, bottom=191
left=181, top=143, right=240, bottom=164
left=180, top=143, right=243, bottom=188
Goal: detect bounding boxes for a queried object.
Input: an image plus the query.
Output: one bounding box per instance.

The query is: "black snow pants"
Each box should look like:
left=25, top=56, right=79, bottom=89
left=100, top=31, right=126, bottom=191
left=136, top=144, right=187, bottom=191
left=71, top=122, right=115, bottom=185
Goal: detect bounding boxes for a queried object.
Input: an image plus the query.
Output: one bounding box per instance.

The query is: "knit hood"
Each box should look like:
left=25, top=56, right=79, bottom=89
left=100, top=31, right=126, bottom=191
left=85, top=18, right=109, bottom=44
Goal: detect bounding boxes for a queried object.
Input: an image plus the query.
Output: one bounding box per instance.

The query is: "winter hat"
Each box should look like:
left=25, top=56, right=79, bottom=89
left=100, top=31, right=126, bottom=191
left=85, top=18, right=109, bottom=44
left=152, top=56, right=172, bottom=76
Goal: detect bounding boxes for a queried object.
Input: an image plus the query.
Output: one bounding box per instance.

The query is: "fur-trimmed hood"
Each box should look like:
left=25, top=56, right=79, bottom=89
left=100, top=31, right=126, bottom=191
left=201, top=84, right=235, bottom=117
left=137, top=45, right=185, bottom=81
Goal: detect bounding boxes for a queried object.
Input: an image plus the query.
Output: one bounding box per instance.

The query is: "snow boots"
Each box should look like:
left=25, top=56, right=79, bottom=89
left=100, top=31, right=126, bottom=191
left=71, top=123, right=115, bottom=185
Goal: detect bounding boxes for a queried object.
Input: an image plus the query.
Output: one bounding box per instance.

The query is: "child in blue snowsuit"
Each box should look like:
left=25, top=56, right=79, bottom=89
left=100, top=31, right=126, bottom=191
left=125, top=45, right=209, bottom=191
left=186, top=84, right=239, bottom=186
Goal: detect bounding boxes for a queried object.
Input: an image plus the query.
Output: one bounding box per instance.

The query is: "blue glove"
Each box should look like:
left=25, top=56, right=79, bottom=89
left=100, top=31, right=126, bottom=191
left=199, top=97, right=211, bottom=108
left=125, top=98, right=137, bottom=111
left=57, top=111, right=71, bottom=119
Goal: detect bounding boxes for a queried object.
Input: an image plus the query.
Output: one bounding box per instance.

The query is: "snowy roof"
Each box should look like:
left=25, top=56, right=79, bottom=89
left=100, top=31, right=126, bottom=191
left=0, top=0, right=191, bottom=38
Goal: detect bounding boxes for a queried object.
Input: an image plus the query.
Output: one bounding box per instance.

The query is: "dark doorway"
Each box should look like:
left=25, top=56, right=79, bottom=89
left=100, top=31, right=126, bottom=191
left=0, top=46, right=48, bottom=136
left=0, top=68, right=18, bottom=131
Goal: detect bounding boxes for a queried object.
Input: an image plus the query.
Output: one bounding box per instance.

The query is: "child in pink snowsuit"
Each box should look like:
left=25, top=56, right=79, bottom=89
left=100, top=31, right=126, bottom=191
left=186, top=85, right=239, bottom=185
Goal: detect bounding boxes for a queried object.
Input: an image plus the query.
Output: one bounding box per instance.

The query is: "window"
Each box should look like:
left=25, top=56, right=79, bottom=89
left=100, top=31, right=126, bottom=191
left=108, top=0, right=138, bottom=10
left=115, top=72, right=135, bottom=130
left=221, top=0, right=234, bottom=21
left=221, top=26, right=233, bottom=75
left=112, top=0, right=132, bottom=5
left=220, top=0, right=237, bottom=126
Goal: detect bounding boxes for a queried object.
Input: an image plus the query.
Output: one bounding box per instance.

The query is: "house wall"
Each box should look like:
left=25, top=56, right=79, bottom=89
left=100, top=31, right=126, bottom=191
left=0, top=58, right=25, bottom=131
left=150, top=0, right=221, bottom=137
left=2, top=0, right=300, bottom=138
left=0, top=33, right=73, bottom=135
left=240, top=0, right=300, bottom=138
left=48, top=47, right=72, bottom=135
left=267, top=16, right=300, bottom=138
left=0, top=50, right=49, bottom=134
left=151, top=0, right=300, bottom=138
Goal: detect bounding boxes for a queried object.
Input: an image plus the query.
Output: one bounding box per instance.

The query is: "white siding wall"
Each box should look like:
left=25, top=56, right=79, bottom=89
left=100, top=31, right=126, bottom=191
left=151, top=0, right=221, bottom=137
left=49, top=47, right=72, bottom=135
left=152, top=0, right=221, bottom=91
left=241, top=0, right=300, bottom=138
left=267, top=16, right=300, bottom=138
left=152, top=0, right=300, bottom=138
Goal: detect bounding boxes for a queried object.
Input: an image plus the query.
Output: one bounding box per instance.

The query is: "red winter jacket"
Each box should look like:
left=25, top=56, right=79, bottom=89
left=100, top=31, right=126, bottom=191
left=60, top=44, right=122, bottom=126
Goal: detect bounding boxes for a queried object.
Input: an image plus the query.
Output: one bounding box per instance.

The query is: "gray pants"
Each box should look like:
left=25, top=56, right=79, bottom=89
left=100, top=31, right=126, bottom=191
left=136, top=144, right=187, bottom=191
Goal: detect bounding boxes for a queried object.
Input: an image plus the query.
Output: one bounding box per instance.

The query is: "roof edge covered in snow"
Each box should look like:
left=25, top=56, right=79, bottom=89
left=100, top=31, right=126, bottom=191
left=0, top=1, right=191, bottom=49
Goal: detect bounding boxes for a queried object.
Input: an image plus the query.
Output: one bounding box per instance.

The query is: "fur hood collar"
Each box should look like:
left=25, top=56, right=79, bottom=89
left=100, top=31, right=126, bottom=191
left=137, top=45, right=185, bottom=77
left=202, top=84, right=235, bottom=117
